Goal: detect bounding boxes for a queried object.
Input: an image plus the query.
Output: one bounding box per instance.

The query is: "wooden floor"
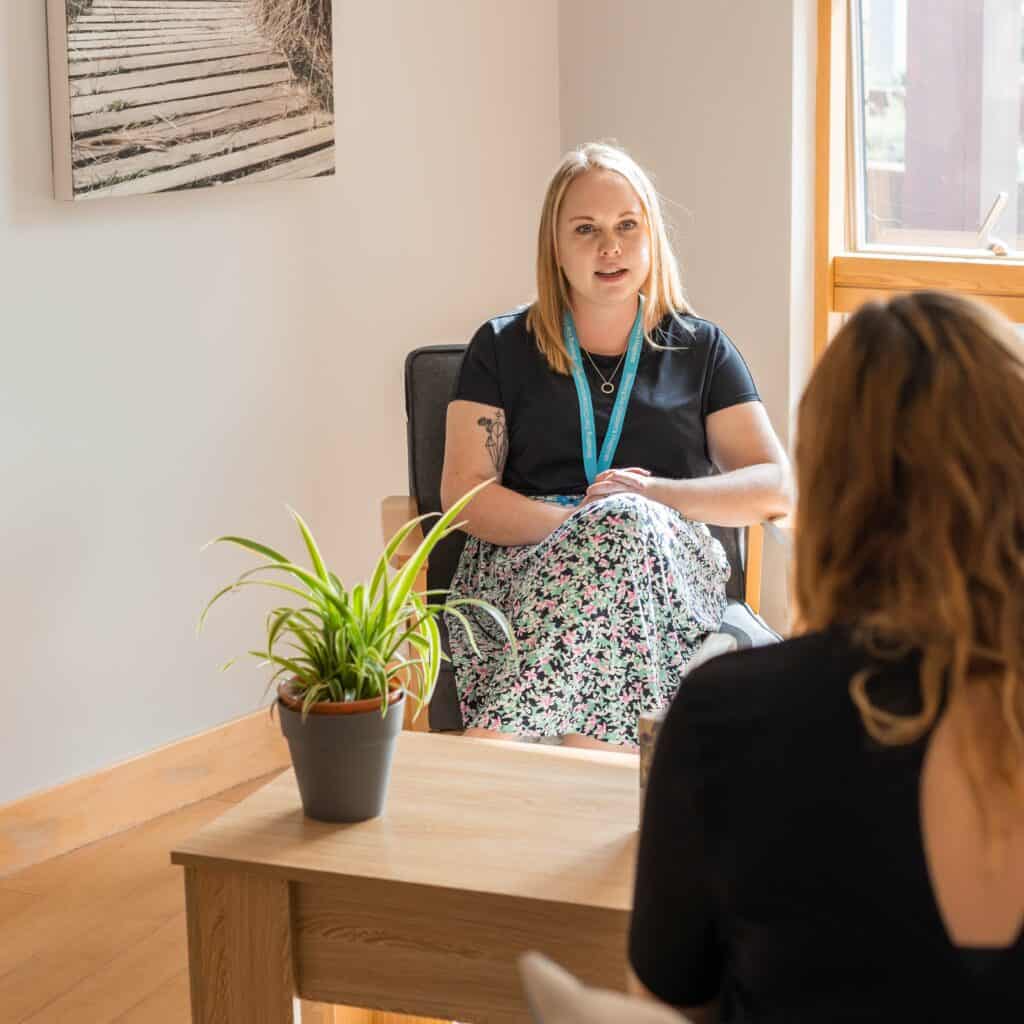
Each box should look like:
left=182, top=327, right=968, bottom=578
left=0, top=771, right=446, bottom=1024
left=66, top=0, right=335, bottom=198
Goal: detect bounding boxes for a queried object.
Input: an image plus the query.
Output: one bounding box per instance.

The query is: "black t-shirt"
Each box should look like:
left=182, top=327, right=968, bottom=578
left=453, top=308, right=760, bottom=496
left=630, top=629, right=1024, bottom=1023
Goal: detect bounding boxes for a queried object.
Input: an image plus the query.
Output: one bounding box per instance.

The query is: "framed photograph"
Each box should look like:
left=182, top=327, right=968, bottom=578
left=46, top=0, right=336, bottom=200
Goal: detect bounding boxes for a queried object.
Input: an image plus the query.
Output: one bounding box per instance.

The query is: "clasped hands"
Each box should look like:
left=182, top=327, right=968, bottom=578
left=579, top=467, right=658, bottom=507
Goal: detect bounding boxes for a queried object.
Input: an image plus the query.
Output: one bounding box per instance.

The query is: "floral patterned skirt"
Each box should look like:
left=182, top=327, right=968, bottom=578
left=444, top=493, right=729, bottom=745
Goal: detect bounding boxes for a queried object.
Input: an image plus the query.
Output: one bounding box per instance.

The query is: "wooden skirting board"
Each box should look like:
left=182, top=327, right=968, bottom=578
left=0, top=707, right=290, bottom=878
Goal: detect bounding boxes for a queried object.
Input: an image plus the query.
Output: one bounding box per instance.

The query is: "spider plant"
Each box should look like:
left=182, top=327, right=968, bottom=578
left=199, top=479, right=512, bottom=720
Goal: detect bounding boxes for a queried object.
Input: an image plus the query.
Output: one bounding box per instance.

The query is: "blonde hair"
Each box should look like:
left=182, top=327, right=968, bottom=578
left=795, top=291, right=1024, bottom=843
left=526, top=142, right=693, bottom=374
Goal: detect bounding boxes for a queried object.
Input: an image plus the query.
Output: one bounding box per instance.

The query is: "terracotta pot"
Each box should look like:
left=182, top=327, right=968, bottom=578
left=276, top=679, right=404, bottom=715
left=276, top=678, right=406, bottom=823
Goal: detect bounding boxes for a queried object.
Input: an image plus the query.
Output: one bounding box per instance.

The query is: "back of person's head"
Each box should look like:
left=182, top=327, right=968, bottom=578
left=794, top=290, right=1024, bottom=834
left=528, top=141, right=692, bottom=374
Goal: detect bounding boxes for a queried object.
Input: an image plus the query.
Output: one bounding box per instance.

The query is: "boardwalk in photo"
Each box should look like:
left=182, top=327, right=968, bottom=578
left=67, top=0, right=335, bottom=198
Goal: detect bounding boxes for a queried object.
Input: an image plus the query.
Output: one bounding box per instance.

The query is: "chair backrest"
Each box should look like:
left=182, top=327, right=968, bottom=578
left=404, top=346, right=469, bottom=595
left=404, top=345, right=747, bottom=601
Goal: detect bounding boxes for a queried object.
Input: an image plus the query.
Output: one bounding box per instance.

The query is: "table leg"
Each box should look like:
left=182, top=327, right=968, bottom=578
left=184, top=865, right=295, bottom=1023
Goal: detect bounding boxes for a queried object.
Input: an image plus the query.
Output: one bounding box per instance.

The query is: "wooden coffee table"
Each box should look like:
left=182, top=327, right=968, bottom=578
left=171, top=732, right=639, bottom=1023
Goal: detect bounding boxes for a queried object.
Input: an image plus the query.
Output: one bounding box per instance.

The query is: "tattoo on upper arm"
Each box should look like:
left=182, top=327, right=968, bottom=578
left=476, top=411, right=508, bottom=475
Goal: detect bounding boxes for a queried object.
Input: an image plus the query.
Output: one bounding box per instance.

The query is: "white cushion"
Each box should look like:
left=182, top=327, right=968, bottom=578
left=519, top=952, right=690, bottom=1024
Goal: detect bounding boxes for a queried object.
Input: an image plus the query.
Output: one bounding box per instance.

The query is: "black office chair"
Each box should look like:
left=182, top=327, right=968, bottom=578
left=382, top=345, right=781, bottom=732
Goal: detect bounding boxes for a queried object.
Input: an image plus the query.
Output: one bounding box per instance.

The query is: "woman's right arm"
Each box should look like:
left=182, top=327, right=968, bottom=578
left=440, top=399, right=570, bottom=546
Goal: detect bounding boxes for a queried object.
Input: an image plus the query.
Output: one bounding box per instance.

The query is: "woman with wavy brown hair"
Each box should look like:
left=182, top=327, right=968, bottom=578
left=629, top=291, right=1024, bottom=1022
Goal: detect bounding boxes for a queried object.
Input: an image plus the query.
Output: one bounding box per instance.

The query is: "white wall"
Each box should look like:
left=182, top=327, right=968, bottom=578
left=0, top=0, right=560, bottom=805
left=559, top=0, right=816, bottom=628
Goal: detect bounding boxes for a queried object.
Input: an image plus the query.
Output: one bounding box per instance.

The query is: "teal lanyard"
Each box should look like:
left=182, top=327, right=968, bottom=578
left=562, top=297, right=645, bottom=485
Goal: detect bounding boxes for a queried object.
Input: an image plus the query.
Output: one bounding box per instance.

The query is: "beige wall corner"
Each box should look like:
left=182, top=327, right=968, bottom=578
left=0, top=709, right=289, bottom=878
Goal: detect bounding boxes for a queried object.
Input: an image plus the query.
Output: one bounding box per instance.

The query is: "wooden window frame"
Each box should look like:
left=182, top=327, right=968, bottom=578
left=814, top=0, right=1024, bottom=357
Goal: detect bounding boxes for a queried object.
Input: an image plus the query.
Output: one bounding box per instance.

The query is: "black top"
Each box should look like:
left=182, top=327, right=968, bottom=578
left=453, top=308, right=760, bottom=496
left=630, top=629, right=1024, bottom=1023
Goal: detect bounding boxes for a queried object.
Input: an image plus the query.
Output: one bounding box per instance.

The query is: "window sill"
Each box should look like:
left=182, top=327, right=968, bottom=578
left=832, top=252, right=1024, bottom=321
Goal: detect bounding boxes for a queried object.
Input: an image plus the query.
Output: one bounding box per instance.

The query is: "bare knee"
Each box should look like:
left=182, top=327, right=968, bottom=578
left=561, top=732, right=639, bottom=755
left=461, top=727, right=529, bottom=743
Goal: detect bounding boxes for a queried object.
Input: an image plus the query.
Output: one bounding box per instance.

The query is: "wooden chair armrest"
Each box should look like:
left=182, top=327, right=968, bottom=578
left=381, top=495, right=425, bottom=569
left=762, top=516, right=794, bottom=553
left=743, top=517, right=794, bottom=614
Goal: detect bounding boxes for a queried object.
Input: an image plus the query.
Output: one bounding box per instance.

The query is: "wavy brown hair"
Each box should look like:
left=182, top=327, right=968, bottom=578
left=795, top=291, right=1024, bottom=839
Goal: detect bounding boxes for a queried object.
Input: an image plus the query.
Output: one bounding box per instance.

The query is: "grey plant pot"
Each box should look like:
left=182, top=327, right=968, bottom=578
left=277, top=689, right=405, bottom=823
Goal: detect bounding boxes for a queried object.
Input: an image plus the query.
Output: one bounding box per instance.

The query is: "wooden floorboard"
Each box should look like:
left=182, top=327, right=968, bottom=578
left=72, top=96, right=310, bottom=161
left=240, top=144, right=336, bottom=185
left=68, top=37, right=264, bottom=58
left=71, top=67, right=292, bottom=115
left=85, top=124, right=335, bottom=197
left=69, top=30, right=260, bottom=45
left=2, top=774, right=447, bottom=1024
left=18, top=914, right=187, bottom=1023
left=69, top=42, right=273, bottom=73
left=74, top=22, right=249, bottom=31
left=109, top=968, right=191, bottom=1024
left=0, top=885, right=40, bottom=920
left=87, top=1, right=249, bottom=7
left=90, top=2, right=249, bottom=6
left=70, top=51, right=286, bottom=95
left=69, top=23, right=252, bottom=36
left=74, top=114, right=322, bottom=189
left=74, top=16, right=250, bottom=26
left=67, top=29, right=254, bottom=45
left=72, top=82, right=294, bottom=133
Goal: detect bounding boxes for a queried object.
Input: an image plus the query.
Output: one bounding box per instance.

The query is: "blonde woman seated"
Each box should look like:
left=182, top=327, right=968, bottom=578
left=440, top=142, right=791, bottom=750
left=630, top=292, right=1024, bottom=1021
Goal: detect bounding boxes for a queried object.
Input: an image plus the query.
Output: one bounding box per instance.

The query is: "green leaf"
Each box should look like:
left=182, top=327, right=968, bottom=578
left=351, top=583, right=371, bottom=636
left=441, top=597, right=517, bottom=658
left=267, top=607, right=305, bottom=654
left=387, top=478, right=495, bottom=624
left=381, top=510, right=444, bottom=565
left=367, top=571, right=392, bottom=645
left=286, top=507, right=330, bottom=586
left=203, top=535, right=290, bottom=563
left=232, top=563, right=346, bottom=621
left=418, top=614, right=442, bottom=712
left=436, top=605, right=483, bottom=657
left=197, top=578, right=318, bottom=633
left=250, top=650, right=320, bottom=687
left=367, top=549, right=390, bottom=605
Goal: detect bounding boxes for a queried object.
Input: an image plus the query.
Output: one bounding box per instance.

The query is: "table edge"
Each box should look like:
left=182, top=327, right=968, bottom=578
left=169, top=849, right=633, bottom=913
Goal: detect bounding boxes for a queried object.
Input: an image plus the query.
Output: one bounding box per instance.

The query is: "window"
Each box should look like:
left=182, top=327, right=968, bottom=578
left=815, top=0, right=1024, bottom=353
left=855, top=0, right=1024, bottom=256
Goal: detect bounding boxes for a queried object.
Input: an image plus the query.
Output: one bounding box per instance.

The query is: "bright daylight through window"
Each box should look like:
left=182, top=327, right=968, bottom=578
left=853, top=0, right=1024, bottom=259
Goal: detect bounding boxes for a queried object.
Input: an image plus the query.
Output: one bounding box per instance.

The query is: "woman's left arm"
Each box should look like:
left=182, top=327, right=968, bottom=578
left=585, top=402, right=793, bottom=527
